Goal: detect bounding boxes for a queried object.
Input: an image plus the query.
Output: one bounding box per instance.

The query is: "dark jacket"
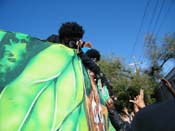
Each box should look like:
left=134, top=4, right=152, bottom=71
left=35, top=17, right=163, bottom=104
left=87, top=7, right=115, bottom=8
left=108, top=108, right=131, bottom=131
left=78, top=52, right=114, bottom=96
left=131, top=98, right=175, bottom=131
left=108, top=98, right=175, bottom=131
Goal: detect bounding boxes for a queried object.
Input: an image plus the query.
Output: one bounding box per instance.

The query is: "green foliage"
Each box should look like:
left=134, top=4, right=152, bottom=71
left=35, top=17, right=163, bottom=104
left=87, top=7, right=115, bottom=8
left=161, top=33, right=175, bottom=64
left=98, top=55, right=126, bottom=94
left=98, top=55, right=157, bottom=113
left=98, top=32, right=175, bottom=114
left=144, top=33, right=175, bottom=79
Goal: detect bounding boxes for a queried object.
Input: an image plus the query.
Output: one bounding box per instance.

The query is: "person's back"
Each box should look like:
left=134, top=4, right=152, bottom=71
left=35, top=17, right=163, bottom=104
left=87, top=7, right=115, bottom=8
left=130, top=98, right=175, bottom=131
left=107, top=98, right=175, bottom=131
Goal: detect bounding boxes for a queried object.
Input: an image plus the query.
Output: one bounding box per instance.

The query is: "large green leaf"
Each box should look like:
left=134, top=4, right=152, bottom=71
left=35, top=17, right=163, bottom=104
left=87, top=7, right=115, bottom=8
left=0, top=31, right=89, bottom=131
left=0, top=30, right=115, bottom=131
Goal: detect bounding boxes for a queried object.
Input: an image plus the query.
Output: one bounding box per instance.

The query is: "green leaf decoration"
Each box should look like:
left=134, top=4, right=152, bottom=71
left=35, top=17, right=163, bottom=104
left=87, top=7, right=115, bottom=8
left=0, top=30, right=89, bottom=131
left=0, top=30, right=115, bottom=131
left=0, top=30, right=6, bottom=41
left=0, top=44, right=89, bottom=131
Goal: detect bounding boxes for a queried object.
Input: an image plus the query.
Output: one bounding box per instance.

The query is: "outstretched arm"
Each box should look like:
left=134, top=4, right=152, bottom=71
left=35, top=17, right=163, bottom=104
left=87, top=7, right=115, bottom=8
left=106, top=99, right=131, bottom=131
left=161, top=78, right=175, bottom=97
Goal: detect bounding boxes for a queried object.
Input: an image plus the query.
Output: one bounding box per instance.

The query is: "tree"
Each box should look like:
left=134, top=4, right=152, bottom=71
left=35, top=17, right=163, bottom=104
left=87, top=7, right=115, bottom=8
left=144, top=33, right=175, bottom=79
left=98, top=54, right=157, bottom=113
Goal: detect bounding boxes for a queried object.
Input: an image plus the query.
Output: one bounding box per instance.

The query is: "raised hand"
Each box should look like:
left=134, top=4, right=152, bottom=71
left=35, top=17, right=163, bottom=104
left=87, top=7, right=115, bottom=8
left=129, top=89, right=146, bottom=109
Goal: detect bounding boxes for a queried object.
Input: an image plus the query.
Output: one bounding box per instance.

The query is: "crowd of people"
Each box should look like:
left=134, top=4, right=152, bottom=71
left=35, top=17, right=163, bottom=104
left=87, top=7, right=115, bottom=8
left=46, top=21, right=175, bottom=131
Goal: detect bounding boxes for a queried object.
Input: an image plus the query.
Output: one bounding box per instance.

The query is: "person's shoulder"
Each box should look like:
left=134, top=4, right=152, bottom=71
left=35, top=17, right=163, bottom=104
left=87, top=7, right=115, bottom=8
left=82, top=47, right=91, bottom=53
left=46, top=34, right=60, bottom=43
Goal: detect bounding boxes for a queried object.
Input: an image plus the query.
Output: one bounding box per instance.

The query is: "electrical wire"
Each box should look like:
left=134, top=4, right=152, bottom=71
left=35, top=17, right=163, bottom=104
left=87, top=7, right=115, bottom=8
left=130, top=0, right=151, bottom=61
left=155, top=0, right=175, bottom=37
left=138, top=0, right=159, bottom=62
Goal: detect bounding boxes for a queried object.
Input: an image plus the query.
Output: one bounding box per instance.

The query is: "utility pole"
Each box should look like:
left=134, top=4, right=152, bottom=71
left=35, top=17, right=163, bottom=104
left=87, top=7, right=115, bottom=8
left=129, top=56, right=142, bottom=73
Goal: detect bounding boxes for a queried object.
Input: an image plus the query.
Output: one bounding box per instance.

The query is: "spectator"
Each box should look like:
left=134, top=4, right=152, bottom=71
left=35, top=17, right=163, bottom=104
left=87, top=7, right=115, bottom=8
left=46, top=34, right=60, bottom=43
left=58, top=21, right=114, bottom=97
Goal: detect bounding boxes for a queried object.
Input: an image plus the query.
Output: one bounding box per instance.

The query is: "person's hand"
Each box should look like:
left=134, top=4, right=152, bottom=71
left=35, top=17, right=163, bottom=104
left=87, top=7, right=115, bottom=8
left=133, top=101, right=139, bottom=113
left=129, top=89, right=146, bottom=109
left=119, top=114, right=131, bottom=124
left=160, top=78, right=175, bottom=97
left=122, top=107, right=129, bottom=116
left=106, top=98, right=115, bottom=110
left=89, top=71, right=95, bottom=77
left=160, top=78, right=172, bottom=88
left=79, top=40, right=92, bottom=48
left=130, top=112, right=135, bottom=121
left=84, top=42, right=92, bottom=48
left=120, top=107, right=134, bottom=123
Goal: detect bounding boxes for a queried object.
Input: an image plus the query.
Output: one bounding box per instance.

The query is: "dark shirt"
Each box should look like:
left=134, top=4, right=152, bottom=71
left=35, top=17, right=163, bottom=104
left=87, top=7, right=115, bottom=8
left=131, top=98, right=175, bottom=131
left=108, top=99, right=175, bottom=131
left=78, top=52, right=114, bottom=96
left=108, top=108, right=131, bottom=131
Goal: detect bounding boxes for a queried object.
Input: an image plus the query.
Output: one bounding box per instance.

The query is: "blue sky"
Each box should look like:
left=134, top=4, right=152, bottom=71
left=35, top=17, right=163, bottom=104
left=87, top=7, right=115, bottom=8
left=0, top=0, right=174, bottom=68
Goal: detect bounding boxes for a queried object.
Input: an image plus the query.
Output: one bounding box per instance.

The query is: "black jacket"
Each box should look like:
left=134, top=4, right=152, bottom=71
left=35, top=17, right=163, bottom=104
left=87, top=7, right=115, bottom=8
left=78, top=52, right=114, bottom=96
left=131, top=98, right=175, bottom=131
left=108, top=99, right=175, bottom=131
left=108, top=108, right=131, bottom=131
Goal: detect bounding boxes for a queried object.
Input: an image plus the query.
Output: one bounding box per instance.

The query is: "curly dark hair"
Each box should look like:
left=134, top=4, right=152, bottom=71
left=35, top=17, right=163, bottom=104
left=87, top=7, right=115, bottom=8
left=58, top=22, right=85, bottom=43
left=46, top=34, right=60, bottom=43
left=86, top=49, right=101, bottom=62
left=115, top=87, right=139, bottom=114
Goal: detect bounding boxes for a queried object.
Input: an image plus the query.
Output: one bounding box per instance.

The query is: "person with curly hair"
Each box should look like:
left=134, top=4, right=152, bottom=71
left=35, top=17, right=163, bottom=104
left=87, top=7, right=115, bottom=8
left=57, top=21, right=114, bottom=97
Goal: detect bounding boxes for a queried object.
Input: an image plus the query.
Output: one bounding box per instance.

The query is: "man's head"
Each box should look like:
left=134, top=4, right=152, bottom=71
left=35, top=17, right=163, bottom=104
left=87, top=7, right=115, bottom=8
left=86, top=49, right=101, bottom=62
left=58, top=22, right=84, bottom=48
left=46, top=34, right=60, bottom=43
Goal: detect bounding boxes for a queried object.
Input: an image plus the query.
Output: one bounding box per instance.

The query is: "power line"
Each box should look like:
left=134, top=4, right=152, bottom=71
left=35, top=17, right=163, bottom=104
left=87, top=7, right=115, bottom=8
left=135, top=0, right=174, bottom=71
left=139, top=0, right=170, bottom=64
left=155, top=0, right=175, bottom=36
left=138, top=0, right=159, bottom=62
left=147, top=0, right=159, bottom=34
left=151, top=0, right=166, bottom=35
left=130, top=0, right=151, bottom=60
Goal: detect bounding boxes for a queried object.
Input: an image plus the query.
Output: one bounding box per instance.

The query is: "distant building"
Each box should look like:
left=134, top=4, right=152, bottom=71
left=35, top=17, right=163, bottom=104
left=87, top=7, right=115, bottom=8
left=155, top=67, right=175, bottom=102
